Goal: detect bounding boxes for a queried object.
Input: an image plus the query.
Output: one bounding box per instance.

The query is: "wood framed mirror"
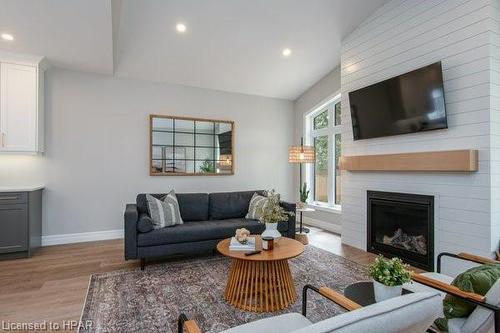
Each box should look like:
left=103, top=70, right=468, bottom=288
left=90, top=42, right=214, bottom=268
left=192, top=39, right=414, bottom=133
left=150, top=115, right=234, bottom=176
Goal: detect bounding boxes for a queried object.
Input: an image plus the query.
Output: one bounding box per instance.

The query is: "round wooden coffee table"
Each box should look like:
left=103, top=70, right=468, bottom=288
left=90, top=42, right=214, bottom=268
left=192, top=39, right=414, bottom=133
left=217, top=236, right=304, bottom=312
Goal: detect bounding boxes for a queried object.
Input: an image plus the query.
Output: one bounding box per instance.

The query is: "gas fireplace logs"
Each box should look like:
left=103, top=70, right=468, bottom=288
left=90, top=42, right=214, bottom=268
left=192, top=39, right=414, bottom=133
left=382, top=228, right=427, bottom=255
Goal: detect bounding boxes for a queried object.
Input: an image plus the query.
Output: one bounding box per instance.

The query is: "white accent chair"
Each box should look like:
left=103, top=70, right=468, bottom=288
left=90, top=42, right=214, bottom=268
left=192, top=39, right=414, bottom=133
left=406, top=252, right=500, bottom=333
left=178, top=285, right=442, bottom=333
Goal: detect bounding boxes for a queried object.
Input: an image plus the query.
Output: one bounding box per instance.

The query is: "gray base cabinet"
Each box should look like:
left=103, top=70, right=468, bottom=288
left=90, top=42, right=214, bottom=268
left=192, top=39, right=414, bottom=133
left=0, top=189, right=42, bottom=259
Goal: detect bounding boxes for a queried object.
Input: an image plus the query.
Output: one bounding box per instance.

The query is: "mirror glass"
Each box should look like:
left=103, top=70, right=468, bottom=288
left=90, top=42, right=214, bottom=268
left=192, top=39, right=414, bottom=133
left=150, top=115, right=234, bottom=175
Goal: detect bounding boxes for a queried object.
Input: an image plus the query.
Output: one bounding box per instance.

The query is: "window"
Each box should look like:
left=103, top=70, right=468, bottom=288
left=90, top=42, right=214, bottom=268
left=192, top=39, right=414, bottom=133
left=305, top=95, right=341, bottom=207
left=313, top=110, right=328, bottom=130
left=314, top=135, right=328, bottom=202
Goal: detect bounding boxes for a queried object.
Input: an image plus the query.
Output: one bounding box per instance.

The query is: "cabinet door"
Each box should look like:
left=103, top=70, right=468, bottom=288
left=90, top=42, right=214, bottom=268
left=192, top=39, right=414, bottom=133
left=0, top=204, right=28, bottom=253
left=0, top=63, right=37, bottom=152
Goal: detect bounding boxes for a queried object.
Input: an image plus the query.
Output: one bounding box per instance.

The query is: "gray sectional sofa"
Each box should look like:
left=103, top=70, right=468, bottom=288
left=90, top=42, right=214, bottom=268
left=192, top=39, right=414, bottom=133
left=124, top=190, right=296, bottom=269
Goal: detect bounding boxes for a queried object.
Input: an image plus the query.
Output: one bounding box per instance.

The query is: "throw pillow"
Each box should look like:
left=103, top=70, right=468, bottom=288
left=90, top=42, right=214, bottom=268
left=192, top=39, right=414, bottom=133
left=245, top=193, right=269, bottom=220
left=137, top=214, right=154, bottom=233
left=146, top=191, right=183, bottom=229
left=435, top=263, right=500, bottom=331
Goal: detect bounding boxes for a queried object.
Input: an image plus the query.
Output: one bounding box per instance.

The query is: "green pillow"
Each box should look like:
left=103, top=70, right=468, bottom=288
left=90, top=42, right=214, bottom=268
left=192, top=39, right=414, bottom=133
left=436, top=263, right=500, bottom=331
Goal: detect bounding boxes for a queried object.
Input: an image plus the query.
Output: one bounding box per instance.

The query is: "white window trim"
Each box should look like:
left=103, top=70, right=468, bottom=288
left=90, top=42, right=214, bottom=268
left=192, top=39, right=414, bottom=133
left=303, top=92, right=341, bottom=210
left=307, top=202, right=342, bottom=214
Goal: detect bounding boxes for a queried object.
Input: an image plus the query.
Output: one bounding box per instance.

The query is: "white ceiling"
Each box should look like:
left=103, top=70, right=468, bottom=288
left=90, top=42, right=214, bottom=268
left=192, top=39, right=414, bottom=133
left=0, top=0, right=387, bottom=100
left=0, top=0, right=114, bottom=74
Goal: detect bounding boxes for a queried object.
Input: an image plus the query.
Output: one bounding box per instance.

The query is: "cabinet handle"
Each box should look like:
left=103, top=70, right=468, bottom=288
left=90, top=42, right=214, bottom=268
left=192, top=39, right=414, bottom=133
left=0, top=196, right=18, bottom=200
left=1, top=133, right=4, bottom=148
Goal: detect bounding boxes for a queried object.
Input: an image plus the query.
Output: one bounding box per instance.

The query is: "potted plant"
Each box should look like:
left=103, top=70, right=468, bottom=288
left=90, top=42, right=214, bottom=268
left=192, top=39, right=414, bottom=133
left=259, top=190, right=294, bottom=241
left=297, top=182, right=310, bottom=209
left=369, top=255, right=411, bottom=302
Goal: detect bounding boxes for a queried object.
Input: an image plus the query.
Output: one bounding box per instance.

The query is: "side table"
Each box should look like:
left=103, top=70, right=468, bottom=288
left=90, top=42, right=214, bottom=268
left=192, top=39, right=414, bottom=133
left=344, top=281, right=413, bottom=306
left=296, top=207, right=315, bottom=245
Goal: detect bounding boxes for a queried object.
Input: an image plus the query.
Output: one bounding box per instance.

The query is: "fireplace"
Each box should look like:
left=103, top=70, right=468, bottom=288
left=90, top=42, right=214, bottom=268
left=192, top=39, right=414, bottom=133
left=367, top=191, right=434, bottom=271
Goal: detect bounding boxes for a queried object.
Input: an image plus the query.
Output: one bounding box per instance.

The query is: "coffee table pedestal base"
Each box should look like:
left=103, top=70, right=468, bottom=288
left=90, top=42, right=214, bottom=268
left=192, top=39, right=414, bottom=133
left=225, top=258, right=297, bottom=312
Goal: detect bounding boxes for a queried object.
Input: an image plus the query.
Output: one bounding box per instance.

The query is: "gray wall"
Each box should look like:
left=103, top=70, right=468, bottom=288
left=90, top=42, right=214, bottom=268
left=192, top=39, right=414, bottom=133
left=0, top=68, right=295, bottom=237
left=293, top=67, right=342, bottom=232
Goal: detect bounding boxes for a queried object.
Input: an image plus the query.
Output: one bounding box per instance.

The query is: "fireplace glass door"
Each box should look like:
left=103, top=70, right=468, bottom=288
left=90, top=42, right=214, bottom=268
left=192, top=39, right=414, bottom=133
left=367, top=191, right=434, bottom=270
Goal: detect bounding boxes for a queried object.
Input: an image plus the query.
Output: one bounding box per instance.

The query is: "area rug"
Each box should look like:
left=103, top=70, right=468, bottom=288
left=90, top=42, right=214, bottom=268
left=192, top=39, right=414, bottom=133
left=80, top=246, right=369, bottom=333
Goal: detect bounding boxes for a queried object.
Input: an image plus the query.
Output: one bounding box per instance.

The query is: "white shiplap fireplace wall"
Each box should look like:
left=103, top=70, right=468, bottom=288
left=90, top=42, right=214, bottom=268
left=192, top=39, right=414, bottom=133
left=340, top=0, right=499, bottom=276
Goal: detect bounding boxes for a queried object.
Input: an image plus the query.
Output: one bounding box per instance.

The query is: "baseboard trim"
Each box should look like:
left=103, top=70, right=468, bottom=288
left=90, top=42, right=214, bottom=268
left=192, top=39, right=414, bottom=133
left=41, top=229, right=123, bottom=246
left=302, top=216, right=342, bottom=235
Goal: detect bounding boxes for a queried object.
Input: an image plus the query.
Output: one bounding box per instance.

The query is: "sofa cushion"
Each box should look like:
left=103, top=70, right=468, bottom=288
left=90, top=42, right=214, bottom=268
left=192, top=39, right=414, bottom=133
left=221, top=313, right=312, bottom=333
left=137, top=218, right=265, bottom=246
left=137, top=214, right=154, bottom=233
left=209, top=190, right=264, bottom=220
left=137, top=218, right=290, bottom=246
left=176, top=193, right=209, bottom=221
left=459, top=279, right=500, bottom=333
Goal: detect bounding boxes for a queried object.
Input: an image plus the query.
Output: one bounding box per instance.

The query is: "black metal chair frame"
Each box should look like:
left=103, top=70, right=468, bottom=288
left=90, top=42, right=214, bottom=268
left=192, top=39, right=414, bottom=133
left=178, top=313, right=190, bottom=333
left=302, top=284, right=330, bottom=317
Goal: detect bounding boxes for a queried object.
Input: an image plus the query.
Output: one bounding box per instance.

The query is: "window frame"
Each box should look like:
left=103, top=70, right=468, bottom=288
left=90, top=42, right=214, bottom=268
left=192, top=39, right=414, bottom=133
left=304, top=93, right=342, bottom=210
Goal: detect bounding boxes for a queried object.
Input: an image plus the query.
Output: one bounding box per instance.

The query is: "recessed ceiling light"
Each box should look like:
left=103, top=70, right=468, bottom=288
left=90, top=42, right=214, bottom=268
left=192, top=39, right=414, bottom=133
left=1, top=33, right=14, bottom=41
left=282, top=48, right=292, bottom=57
left=176, top=23, right=186, bottom=33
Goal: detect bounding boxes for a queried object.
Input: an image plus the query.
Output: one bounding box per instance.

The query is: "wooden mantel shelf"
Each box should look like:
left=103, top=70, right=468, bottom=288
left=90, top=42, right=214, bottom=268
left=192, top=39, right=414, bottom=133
left=340, top=149, right=478, bottom=172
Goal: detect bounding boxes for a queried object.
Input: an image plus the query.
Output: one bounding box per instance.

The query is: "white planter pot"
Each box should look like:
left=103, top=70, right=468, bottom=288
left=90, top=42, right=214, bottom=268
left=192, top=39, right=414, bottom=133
left=261, top=222, right=281, bottom=241
left=373, top=280, right=402, bottom=302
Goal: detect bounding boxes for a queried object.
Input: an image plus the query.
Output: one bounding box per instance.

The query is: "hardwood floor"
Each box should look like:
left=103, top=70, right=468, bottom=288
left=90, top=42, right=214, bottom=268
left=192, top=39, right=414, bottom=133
left=0, top=228, right=376, bottom=332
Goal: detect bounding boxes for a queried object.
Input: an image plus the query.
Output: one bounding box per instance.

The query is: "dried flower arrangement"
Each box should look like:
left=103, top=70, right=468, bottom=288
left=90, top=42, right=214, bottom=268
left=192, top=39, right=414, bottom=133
left=258, top=189, right=294, bottom=224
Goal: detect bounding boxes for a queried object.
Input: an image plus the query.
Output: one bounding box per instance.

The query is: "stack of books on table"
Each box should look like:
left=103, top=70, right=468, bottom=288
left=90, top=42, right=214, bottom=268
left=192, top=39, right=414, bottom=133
left=229, top=237, right=256, bottom=251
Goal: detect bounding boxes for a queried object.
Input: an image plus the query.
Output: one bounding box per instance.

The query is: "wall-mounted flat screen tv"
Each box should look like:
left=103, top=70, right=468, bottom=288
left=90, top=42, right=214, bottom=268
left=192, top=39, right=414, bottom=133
left=348, top=62, right=447, bottom=141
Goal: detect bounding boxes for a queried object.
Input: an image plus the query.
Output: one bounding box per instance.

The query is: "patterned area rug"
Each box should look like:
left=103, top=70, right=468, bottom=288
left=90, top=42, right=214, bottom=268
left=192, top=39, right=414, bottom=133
left=80, top=246, right=368, bottom=333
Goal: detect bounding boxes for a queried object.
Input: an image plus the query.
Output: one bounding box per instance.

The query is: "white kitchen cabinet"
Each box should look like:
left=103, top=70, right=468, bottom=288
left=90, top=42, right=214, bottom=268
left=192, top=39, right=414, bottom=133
left=0, top=53, right=45, bottom=153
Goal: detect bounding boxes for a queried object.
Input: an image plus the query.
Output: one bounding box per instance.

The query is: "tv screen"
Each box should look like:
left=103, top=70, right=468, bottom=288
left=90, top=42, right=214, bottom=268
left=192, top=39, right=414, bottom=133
left=348, top=62, right=447, bottom=141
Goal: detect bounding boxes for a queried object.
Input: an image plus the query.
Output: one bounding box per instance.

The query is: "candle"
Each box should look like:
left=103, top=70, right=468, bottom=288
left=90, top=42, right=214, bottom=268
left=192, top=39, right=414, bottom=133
left=262, top=236, right=274, bottom=251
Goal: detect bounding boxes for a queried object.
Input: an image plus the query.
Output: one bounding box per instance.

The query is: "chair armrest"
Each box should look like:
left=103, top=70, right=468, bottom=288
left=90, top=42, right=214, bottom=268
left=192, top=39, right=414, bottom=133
left=302, top=284, right=362, bottom=317
left=411, top=272, right=485, bottom=303
left=178, top=314, right=202, bottom=333
left=457, top=252, right=499, bottom=265
left=318, top=287, right=363, bottom=311
left=124, top=204, right=139, bottom=260
left=184, top=321, right=201, bottom=333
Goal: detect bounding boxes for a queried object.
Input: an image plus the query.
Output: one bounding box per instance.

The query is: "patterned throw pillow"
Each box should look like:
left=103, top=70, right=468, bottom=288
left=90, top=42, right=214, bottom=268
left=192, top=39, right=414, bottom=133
left=245, top=193, right=269, bottom=220
left=146, top=191, right=183, bottom=229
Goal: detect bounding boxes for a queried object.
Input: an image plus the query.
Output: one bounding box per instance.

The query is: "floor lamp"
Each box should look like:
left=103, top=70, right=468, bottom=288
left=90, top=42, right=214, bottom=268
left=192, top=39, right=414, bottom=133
left=288, top=138, right=316, bottom=234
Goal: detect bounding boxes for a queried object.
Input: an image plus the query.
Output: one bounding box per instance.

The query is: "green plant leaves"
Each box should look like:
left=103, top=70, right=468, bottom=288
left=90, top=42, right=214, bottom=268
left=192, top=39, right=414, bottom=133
left=368, top=255, right=411, bottom=286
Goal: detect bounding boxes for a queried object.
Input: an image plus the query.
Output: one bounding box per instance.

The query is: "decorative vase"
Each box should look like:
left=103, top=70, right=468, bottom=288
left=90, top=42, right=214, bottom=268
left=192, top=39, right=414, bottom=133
left=261, top=222, right=281, bottom=241
left=296, top=201, right=305, bottom=209
left=373, top=280, right=403, bottom=302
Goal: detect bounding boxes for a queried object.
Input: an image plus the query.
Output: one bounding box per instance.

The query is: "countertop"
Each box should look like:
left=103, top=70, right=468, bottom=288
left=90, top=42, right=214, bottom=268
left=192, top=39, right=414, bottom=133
left=0, top=185, right=45, bottom=193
